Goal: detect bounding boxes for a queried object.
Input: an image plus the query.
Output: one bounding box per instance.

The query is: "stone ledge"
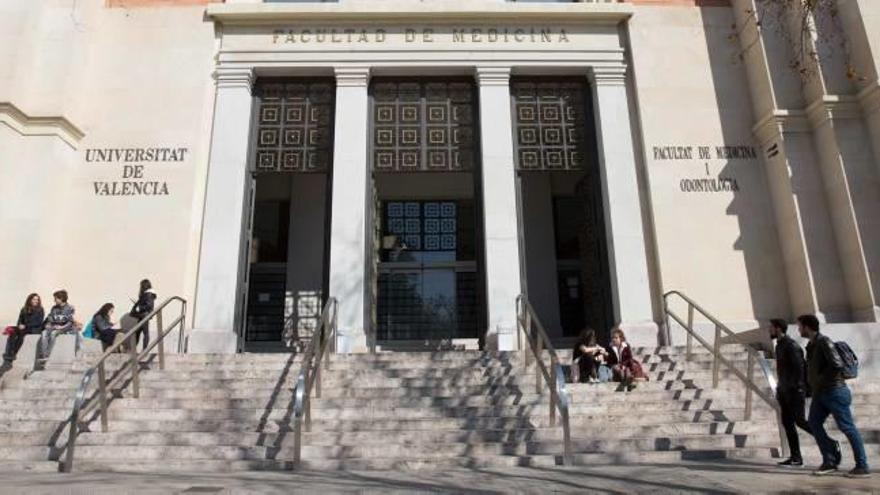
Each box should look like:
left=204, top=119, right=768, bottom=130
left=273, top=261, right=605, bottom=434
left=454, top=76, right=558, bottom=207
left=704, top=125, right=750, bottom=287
left=0, top=102, right=85, bottom=149
left=206, top=1, right=633, bottom=25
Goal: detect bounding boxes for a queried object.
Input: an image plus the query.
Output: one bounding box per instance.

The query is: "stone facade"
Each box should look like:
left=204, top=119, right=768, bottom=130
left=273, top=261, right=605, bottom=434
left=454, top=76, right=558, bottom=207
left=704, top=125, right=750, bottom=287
left=1, top=0, right=879, bottom=361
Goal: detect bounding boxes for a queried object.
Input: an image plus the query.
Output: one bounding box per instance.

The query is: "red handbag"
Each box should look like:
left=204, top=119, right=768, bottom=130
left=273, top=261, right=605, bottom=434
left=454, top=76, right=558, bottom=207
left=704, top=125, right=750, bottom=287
left=3, top=326, right=16, bottom=336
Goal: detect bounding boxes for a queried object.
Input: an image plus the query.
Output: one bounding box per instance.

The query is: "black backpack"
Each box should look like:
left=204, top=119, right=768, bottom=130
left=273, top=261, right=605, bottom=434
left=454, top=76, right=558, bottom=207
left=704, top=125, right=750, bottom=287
left=834, top=341, right=859, bottom=380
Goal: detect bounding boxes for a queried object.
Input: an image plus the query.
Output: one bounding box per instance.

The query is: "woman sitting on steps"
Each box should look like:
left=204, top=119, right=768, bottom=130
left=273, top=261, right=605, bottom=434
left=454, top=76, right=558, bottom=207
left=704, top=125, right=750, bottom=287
left=606, top=327, right=648, bottom=391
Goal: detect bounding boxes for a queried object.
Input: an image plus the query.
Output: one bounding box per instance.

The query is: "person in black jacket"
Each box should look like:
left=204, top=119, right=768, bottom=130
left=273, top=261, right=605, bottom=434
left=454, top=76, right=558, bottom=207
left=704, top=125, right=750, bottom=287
left=3, top=293, right=44, bottom=365
left=572, top=328, right=607, bottom=383
left=130, top=279, right=157, bottom=352
left=769, top=318, right=813, bottom=467
left=799, top=314, right=870, bottom=478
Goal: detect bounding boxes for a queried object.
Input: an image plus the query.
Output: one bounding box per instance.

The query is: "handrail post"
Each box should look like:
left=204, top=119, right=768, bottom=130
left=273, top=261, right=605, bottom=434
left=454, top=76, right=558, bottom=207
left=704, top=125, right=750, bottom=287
left=178, top=302, right=187, bottom=353
left=535, top=332, right=543, bottom=395
left=686, top=304, right=694, bottom=362
left=304, top=368, right=312, bottom=431
left=745, top=350, right=754, bottom=420
left=315, top=362, right=322, bottom=399
left=293, top=416, right=302, bottom=466
left=156, top=310, right=165, bottom=371
left=549, top=358, right=557, bottom=427
left=97, top=363, right=109, bottom=432
left=712, top=325, right=721, bottom=389
left=129, top=335, right=140, bottom=398
left=516, top=301, right=523, bottom=353
left=561, top=407, right=573, bottom=466
left=524, top=310, right=532, bottom=372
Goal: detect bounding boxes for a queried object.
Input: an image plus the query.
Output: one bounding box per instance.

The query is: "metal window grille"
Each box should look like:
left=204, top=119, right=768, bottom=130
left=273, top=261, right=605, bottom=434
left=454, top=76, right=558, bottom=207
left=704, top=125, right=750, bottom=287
left=253, top=80, right=335, bottom=173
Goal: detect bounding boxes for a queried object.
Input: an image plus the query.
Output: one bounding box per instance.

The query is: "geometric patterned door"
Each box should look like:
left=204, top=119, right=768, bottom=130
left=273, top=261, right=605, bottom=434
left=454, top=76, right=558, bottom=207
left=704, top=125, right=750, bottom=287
left=512, top=78, right=613, bottom=338
left=371, top=79, right=477, bottom=172
left=511, top=79, right=590, bottom=171
left=252, top=80, right=335, bottom=173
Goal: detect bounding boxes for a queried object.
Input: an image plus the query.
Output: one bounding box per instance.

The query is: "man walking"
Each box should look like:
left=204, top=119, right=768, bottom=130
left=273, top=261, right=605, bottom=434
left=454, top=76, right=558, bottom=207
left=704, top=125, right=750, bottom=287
left=798, top=314, right=870, bottom=477
left=769, top=318, right=813, bottom=467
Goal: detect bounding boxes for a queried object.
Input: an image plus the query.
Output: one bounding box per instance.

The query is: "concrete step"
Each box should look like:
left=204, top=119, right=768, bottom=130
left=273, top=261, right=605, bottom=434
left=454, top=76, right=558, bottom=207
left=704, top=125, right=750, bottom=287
left=0, top=461, right=60, bottom=473
left=71, top=431, right=789, bottom=461
left=64, top=413, right=729, bottom=435
left=70, top=442, right=880, bottom=473
left=0, top=420, right=70, bottom=434
left=0, top=446, right=55, bottom=461
left=73, top=399, right=792, bottom=423
left=71, top=421, right=783, bottom=447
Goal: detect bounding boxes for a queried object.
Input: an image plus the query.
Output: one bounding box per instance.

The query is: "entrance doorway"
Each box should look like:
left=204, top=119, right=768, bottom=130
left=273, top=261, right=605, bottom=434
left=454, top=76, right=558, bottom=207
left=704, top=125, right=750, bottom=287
left=369, top=79, right=486, bottom=347
left=241, top=79, right=335, bottom=352
left=513, top=78, right=614, bottom=344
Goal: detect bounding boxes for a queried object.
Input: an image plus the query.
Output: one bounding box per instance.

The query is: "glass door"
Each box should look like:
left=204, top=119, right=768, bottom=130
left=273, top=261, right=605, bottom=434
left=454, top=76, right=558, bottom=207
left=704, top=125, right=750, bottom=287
left=376, top=200, right=479, bottom=341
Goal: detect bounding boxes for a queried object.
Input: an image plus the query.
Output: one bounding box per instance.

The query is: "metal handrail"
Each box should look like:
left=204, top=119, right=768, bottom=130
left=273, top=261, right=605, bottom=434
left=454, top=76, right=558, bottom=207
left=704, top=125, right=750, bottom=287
left=663, top=290, right=788, bottom=457
left=61, top=296, right=187, bottom=472
left=291, top=297, right=338, bottom=467
left=515, top=295, right=573, bottom=466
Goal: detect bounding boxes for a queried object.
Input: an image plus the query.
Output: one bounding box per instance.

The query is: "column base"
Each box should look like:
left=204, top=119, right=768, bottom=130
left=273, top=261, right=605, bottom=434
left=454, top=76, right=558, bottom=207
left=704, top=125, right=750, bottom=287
left=853, top=305, right=880, bottom=323
left=617, top=321, right=661, bottom=348
left=188, top=328, right=238, bottom=354
left=484, top=326, right=517, bottom=352
left=336, top=328, right=368, bottom=354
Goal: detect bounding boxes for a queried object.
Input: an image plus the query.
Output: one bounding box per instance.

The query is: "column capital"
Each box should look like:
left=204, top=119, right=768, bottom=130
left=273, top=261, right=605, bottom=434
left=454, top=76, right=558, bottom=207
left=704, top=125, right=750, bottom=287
left=334, top=66, right=371, bottom=87
left=751, top=109, right=810, bottom=145
left=806, top=95, right=861, bottom=128
left=588, top=66, right=628, bottom=87
left=475, top=67, right=512, bottom=87
left=213, top=67, right=254, bottom=91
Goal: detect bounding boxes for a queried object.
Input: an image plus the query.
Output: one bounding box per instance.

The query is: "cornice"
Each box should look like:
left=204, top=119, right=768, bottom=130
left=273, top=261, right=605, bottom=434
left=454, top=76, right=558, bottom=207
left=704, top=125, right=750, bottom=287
left=206, top=2, right=633, bottom=25
left=752, top=109, right=810, bottom=145
left=0, top=102, right=84, bottom=149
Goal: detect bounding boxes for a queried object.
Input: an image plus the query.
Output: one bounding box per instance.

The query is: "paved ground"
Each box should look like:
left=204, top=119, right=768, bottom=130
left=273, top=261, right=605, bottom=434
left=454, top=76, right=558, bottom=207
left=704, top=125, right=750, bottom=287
left=0, top=460, right=876, bottom=494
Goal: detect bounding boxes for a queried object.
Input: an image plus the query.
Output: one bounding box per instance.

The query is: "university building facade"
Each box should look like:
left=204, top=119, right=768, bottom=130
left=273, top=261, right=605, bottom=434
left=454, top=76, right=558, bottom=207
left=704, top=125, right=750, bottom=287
left=2, top=0, right=880, bottom=363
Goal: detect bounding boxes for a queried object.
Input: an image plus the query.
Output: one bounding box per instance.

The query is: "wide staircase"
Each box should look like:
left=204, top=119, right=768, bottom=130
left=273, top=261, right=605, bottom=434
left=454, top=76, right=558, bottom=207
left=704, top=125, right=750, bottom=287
left=0, top=294, right=878, bottom=472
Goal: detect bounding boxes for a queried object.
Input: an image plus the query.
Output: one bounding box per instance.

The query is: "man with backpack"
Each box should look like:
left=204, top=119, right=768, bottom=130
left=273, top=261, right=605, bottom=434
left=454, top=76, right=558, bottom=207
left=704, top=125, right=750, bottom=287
left=798, top=314, right=870, bottom=478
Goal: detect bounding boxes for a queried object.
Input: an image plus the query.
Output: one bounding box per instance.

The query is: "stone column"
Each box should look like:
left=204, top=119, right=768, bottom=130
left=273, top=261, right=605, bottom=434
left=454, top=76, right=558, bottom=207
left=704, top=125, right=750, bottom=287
left=327, top=67, right=370, bottom=353
left=191, top=68, right=254, bottom=353
left=589, top=66, right=658, bottom=345
left=806, top=99, right=880, bottom=322
left=752, top=112, right=849, bottom=321
left=860, top=85, right=880, bottom=178
left=475, top=67, right=522, bottom=351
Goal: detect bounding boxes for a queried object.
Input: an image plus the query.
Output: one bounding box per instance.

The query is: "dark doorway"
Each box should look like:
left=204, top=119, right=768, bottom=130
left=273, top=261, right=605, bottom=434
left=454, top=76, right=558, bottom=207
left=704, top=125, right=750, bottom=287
left=513, top=78, right=614, bottom=342
left=241, top=79, right=335, bottom=351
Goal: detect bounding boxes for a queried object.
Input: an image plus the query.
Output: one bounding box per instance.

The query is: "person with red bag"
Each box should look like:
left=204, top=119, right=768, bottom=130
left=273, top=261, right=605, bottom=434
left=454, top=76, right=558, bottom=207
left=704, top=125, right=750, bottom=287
left=606, top=327, right=648, bottom=391
left=3, top=293, right=44, bottom=366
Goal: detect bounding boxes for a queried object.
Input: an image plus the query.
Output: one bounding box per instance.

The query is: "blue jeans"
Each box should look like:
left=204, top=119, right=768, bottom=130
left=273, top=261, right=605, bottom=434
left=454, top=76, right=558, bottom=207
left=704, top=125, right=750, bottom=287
left=808, top=385, right=869, bottom=469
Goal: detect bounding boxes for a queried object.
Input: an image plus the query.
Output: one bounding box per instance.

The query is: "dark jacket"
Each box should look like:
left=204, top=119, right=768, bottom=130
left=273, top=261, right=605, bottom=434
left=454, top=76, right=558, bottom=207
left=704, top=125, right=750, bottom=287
left=775, top=335, right=807, bottom=393
left=806, top=333, right=845, bottom=396
left=17, top=307, right=45, bottom=334
left=605, top=343, right=634, bottom=367
left=131, top=289, right=157, bottom=320
left=93, top=314, right=117, bottom=346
